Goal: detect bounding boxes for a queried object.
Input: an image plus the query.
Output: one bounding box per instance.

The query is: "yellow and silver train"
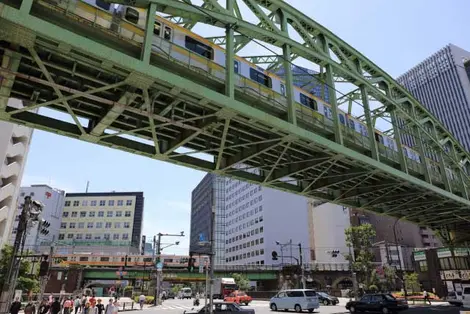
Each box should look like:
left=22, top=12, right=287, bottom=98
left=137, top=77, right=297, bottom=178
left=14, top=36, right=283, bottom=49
left=45, top=0, right=462, bottom=184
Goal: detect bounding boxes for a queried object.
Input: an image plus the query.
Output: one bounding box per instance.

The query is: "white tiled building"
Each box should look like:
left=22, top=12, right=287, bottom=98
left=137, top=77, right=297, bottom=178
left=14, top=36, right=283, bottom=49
left=0, top=99, right=34, bottom=249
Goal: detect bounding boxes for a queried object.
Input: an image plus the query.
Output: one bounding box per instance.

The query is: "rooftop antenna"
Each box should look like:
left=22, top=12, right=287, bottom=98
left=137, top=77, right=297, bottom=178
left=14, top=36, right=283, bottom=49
left=85, top=181, right=90, bottom=193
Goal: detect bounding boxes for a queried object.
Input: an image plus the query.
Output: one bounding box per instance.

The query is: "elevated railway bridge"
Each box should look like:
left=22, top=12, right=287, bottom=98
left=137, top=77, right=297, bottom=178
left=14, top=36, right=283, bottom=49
left=1, top=0, right=470, bottom=242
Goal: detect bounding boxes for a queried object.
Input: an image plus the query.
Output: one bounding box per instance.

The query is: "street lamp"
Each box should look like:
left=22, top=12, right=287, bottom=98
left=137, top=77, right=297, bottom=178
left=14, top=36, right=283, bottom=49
left=275, top=240, right=305, bottom=289
left=276, top=240, right=292, bottom=266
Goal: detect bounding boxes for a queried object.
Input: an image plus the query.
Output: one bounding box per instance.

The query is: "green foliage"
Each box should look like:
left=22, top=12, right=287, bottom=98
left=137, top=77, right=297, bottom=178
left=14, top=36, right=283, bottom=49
left=133, top=296, right=154, bottom=304
left=345, top=224, right=376, bottom=286
left=171, top=284, right=183, bottom=294
left=383, top=266, right=397, bottom=291
left=0, top=245, right=39, bottom=292
left=368, top=284, right=378, bottom=292
left=231, top=273, right=250, bottom=291
left=404, top=272, right=420, bottom=293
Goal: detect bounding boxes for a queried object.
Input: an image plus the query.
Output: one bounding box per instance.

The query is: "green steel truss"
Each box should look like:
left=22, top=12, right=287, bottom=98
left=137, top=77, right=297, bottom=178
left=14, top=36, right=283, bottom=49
left=1, top=0, right=470, bottom=243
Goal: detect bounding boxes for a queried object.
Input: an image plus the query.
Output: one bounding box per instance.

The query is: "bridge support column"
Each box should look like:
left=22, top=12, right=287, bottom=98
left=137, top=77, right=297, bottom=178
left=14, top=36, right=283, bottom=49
left=280, top=10, right=297, bottom=126
left=225, top=0, right=235, bottom=99
left=431, top=124, right=452, bottom=192
left=359, top=84, right=379, bottom=161
left=389, top=108, right=408, bottom=173
left=320, top=36, right=343, bottom=145
left=0, top=49, right=21, bottom=112
left=20, top=0, right=33, bottom=14
left=141, top=2, right=157, bottom=64
left=410, top=105, right=431, bottom=183
left=450, top=145, right=468, bottom=200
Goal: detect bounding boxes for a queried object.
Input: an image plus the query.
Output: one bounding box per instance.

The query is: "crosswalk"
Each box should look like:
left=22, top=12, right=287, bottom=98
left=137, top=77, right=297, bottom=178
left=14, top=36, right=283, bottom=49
left=152, top=301, right=270, bottom=311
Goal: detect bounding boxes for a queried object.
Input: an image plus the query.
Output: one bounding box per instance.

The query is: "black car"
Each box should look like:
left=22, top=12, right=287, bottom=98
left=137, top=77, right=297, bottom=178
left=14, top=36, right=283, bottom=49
left=184, top=302, right=255, bottom=314
left=317, top=292, right=338, bottom=306
left=346, top=294, right=408, bottom=314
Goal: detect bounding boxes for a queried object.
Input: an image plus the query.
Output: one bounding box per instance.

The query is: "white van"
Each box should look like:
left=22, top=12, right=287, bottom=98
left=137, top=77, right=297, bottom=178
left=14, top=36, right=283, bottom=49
left=462, top=286, right=470, bottom=307
left=181, top=287, right=192, bottom=299
left=270, top=289, right=320, bottom=312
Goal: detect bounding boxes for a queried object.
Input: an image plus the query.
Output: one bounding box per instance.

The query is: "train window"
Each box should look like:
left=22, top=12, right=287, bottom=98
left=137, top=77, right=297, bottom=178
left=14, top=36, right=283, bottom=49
left=249, top=68, right=272, bottom=88
left=79, top=257, right=89, bottom=262
left=125, top=8, right=139, bottom=24
left=300, top=94, right=317, bottom=110
left=402, top=148, right=408, bottom=158
left=234, top=60, right=239, bottom=74
left=348, top=118, right=355, bottom=129
left=323, top=106, right=332, bottom=119
left=164, top=26, right=172, bottom=41
left=154, top=22, right=161, bottom=36
left=374, top=132, right=384, bottom=144
left=143, top=257, right=152, bottom=262
left=339, top=114, right=345, bottom=125
left=185, top=36, right=213, bottom=59
left=96, top=0, right=111, bottom=10
left=280, top=84, right=285, bottom=96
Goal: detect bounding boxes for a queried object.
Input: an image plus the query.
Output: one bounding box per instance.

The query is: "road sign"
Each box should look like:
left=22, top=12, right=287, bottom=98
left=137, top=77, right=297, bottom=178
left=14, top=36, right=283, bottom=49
left=199, top=233, right=205, bottom=241
left=199, top=265, right=203, bottom=273
left=156, top=262, right=163, bottom=270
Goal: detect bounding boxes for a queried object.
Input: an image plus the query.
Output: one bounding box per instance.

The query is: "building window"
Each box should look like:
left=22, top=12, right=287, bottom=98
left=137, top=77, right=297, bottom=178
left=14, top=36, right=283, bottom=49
left=126, top=200, right=133, bottom=206
left=73, top=201, right=79, bottom=206
left=94, top=235, right=101, bottom=240
left=124, top=222, right=130, bottom=228
left=91, top=200, right=97, bottom=206
left=69, top=223, right=76, bottom=228
left=87, top=222, right=93, bottom=228
left=82, top=200, right=88, bottom=206
left=80, top=211, right=86, bottom=218
left=96, top=222, right=103, bottom=228
left=104, top=234, right=110, bottom=240
left=105, top=222, right=112, bottom=228
left=114, top=222, right=121, bottom=229
left=99, top=200, right=105, bottom=206
left=78, top=222, right=84, bottom=229
left=76, top=234, right=83, bottom=240
left=113, top=234, right=120, bottom=240
left=107, top=211, right=113, bottom=217
left=85, top=234, right=92, bottom=240
left=117, top=200, right=123, bottom=206
left=64, top=201, right=71, bottom=207
left=116, top=211, right=122, bottom=217
left=108, top=200, right=115, bottom=206
left=122, top=234, right=129, bottom=240
left=60, top=223, right=67, bottom=229
left=62, top=212, right=69, bottom=218
left=67, top=234, right=73, bottom=239
left=89, top=211, right=95, bottom=217
left=125, top=211, right=131, bottom=217
left=58, top=234, right=64, bottom=240
left=71, top=211, right=77, bottom=217
left=98, top=211, right=104, bottom=217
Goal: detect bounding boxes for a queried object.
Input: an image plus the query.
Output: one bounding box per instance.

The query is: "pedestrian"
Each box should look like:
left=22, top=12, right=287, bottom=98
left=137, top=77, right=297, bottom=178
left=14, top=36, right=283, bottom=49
left=9, top=297, right=21, bottom=314
left=96, top=299, right=105, bottom=314
left=23, top=302, right=35, bottom=314
left=89, top=295, right=96, bottom=308
left=88, top=303, right=98, bottom=314
left=139, top=294, right=145, bottom=310
left=74, top=296, right=81, bottom=314
left=63, top=297, right=73, bottom=314
left=81, top=295, right=87, bottom=311
left=423, top=290, right=431, bottom=305
left=39, top=299, right=50, bottom=314
left=104, top=299, right=114, bottom=314
left=51, top=298, right=61, bottom=314
left=83, top=302, right=91, bottom=314
left=111, top=301, right=118, bottom=314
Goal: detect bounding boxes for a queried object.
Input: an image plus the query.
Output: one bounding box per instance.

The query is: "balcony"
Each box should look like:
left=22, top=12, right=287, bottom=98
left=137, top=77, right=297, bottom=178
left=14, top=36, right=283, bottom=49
left=0, top=162, right=20, bottom=180
left=0, top=183, right=15, bottom=202
left=12, top=125, right=31, bottom=138
left=0, top=205, right=8, bottom=222
left=6, top=142, right=25, bottom=158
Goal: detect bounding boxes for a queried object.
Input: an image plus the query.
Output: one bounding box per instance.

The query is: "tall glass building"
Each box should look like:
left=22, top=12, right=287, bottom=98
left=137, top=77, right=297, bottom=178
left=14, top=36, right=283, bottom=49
left=189, top=174, right=226, bottom=266
left=275, top=65, right=330, bottom=103
left=397, top=44, right=470, bottom=151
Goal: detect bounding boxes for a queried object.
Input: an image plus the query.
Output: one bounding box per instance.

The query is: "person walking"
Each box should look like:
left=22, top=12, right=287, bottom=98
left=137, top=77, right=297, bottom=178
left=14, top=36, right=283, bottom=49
left=39, top=299, right=50, bottom=314
left=50, top=298, right=61, bottom=314
left=9, top=297, right=21, bottom=314
left=96, top=299, right=105, bottom=314
left=74, top=296, right=81, bottom=314
left=104, top=299, right=114, bottom=314
left=423, top=290, right=431, bottom=305
left=23, top=302, right=35, bottom=314
left=139, top=294, right=145, bottom=310
left=63, top=297, right=73, bottom=314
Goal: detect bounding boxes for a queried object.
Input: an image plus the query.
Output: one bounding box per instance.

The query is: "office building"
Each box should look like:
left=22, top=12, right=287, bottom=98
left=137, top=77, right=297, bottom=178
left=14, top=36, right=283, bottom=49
left=57, top=191, right=144, bottom=255
left=189, top=174, right=226, bottom=266
left=9, top=185, right=66, bottom=251
left=397, top=44, right=470, bottom=151
left=276, top=65, right=330, bottom=102
left=0, top=99, right=34, bottom=249
left=308, top=201, right=351, bottom=267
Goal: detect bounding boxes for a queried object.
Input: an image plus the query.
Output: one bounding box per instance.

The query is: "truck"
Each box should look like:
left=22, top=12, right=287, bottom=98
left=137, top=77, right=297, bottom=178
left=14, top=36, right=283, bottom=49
left=212, top=278, right=238, bottom=299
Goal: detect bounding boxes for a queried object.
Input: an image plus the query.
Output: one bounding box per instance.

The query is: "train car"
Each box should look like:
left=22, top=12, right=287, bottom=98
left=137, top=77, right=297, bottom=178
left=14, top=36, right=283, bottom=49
left=40, top=0, right=460, bottom=186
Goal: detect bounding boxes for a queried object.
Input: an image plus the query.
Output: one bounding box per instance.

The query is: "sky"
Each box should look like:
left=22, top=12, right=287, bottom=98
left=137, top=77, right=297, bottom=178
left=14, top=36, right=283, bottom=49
left=20, top=0, right=470, bottom=255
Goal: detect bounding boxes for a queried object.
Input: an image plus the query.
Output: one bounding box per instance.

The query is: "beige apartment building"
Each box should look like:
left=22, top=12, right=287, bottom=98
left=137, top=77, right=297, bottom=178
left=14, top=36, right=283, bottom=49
left=57, top=191, right=144, bottom=255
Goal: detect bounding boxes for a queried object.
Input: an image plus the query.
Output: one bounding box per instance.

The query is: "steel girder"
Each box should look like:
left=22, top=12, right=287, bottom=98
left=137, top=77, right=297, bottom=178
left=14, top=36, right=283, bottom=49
left=1, top=1, right=470, bottom=242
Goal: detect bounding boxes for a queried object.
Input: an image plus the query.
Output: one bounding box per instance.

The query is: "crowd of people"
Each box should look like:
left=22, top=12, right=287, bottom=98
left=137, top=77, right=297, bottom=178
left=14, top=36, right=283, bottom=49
left=9, top=294, right=121, bottom=314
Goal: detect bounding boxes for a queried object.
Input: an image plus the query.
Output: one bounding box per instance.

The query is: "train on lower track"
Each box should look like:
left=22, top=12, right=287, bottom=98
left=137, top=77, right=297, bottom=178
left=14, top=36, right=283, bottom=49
left=42, top=0, right=463, bottom=185
left=52, top=253, right=208, bottom=268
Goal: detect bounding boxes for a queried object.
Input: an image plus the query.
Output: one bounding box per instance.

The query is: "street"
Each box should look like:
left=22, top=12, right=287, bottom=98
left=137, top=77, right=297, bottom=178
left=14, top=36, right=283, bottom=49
left=134, top=298, right=468, bottom=314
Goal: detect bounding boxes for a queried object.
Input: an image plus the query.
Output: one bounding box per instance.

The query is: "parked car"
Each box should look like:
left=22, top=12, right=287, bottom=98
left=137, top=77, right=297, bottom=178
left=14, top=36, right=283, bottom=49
left=184, top=302, right=255, bottom=314
left=346, top=294, right=408, bottom=313
left=224, top=291, right=252, bottom=305
left=317, top=292, right=338, bottom=306
left=269, top=289, right=319, bottom=313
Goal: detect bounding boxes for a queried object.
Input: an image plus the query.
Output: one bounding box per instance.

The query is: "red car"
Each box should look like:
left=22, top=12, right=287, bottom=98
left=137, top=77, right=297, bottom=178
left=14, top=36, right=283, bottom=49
left=224, top=291, right=252, bottom=305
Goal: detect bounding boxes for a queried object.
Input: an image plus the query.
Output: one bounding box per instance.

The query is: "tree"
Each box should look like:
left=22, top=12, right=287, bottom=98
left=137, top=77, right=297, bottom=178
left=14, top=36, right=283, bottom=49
left=345, top=224, right=376, bottom=286
left=231, top=273, right=250, bottom=291
left=0, top=245, right=40, bottom=292
left=383, top=266, right=397, bottom=292
left=404, top=272, right=420, bottom=293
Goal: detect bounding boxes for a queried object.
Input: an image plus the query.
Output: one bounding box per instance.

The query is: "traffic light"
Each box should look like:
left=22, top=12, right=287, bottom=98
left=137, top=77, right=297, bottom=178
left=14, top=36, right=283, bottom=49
left=39, top=219, right=50, bottom=236
left=187, top=257, right=195, bottom=272
left=39, top=255, right=49, bottom=276
left=272, top=251, right=278, bottom=260
left=331, top=250, right=340, bottom=258
left=141, top=235, right=146, bottom=255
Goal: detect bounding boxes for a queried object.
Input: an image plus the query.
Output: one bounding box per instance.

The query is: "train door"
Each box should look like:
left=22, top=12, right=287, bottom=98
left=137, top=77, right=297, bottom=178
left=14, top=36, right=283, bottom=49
left=152, top=21, right=172, bottom=56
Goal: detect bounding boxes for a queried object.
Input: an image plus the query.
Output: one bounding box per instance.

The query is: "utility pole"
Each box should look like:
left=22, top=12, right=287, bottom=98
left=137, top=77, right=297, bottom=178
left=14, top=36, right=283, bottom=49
left=0, top=196, right=43, bottom=314
left=209, top=212, right=215, bottom=314
left=298, top=244, right=306, bottom=289
left=37, top=246, right=54, bottom=303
